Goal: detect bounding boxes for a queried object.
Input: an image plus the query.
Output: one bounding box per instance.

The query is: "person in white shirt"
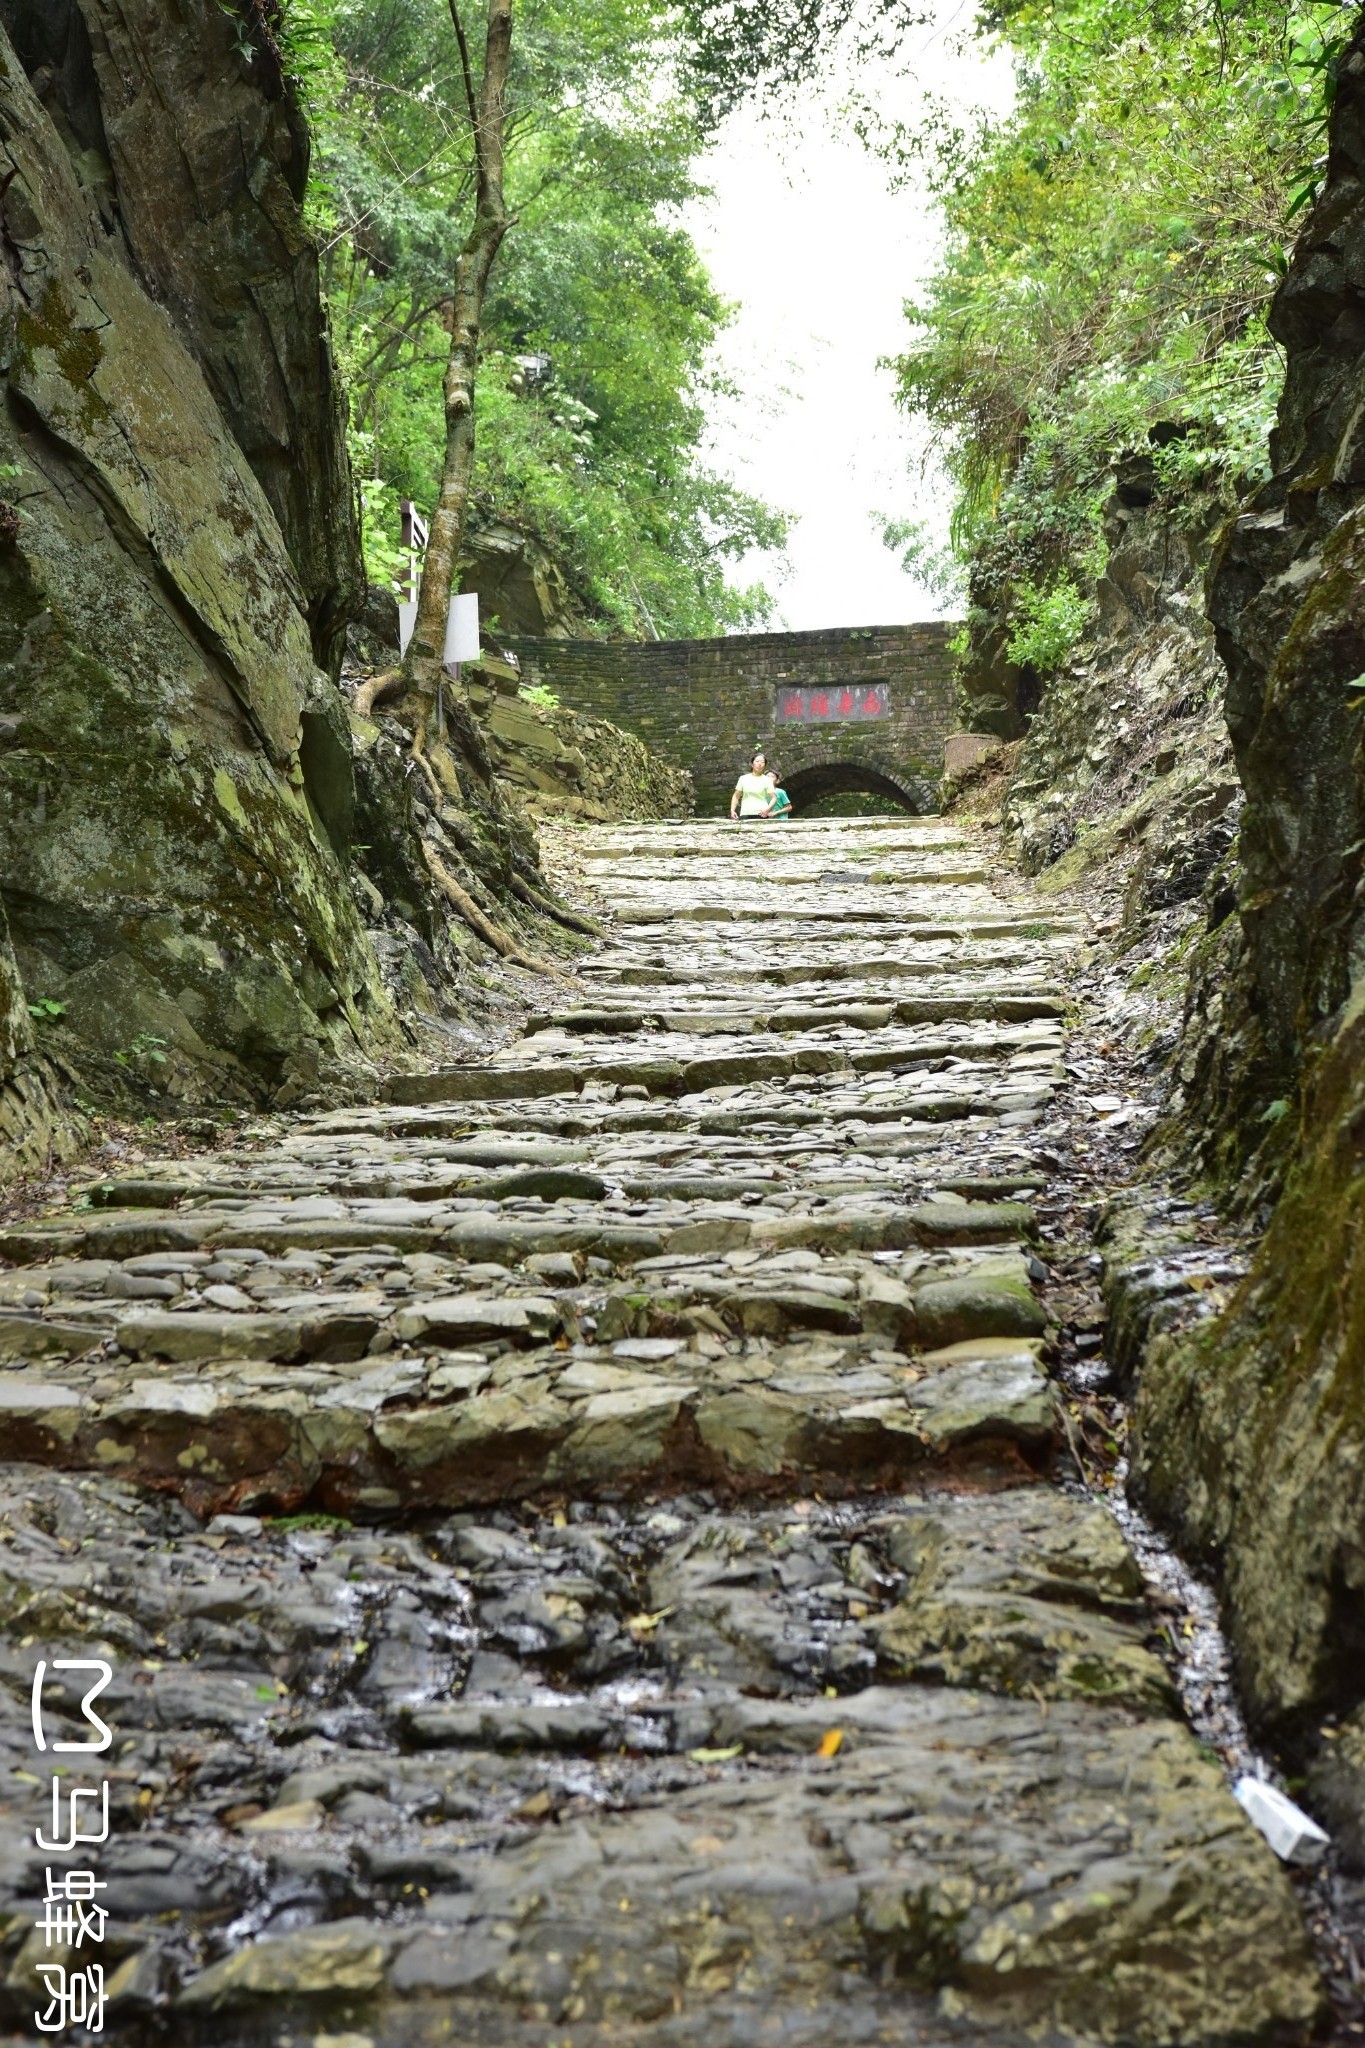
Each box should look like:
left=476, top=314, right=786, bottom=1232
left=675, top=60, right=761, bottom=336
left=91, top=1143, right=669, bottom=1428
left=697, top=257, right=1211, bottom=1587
left=730, top=751, right=775, bottom=822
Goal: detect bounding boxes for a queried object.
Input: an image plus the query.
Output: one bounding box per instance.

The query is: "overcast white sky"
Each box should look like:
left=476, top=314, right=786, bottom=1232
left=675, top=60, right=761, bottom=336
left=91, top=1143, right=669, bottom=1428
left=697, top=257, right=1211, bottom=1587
left=686, top=22, right=1013, bottom=629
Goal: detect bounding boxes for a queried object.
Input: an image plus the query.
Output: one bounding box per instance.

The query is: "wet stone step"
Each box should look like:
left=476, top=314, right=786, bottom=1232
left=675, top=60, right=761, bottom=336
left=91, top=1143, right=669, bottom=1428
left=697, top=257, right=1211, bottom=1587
left=0, top=1466, right=1323, bottom=2046
left=0, top=1200, right=1040, bottom=1297
left=383, top=1038, right=1065, bottom=1106
left=0, top=1338, right=1060, bottom=1512
left=0, top=814, right=1323, bottom=2045
left=581, top=960, right=1071, bottom=988
left=614, top=902, right=1028, bottom=925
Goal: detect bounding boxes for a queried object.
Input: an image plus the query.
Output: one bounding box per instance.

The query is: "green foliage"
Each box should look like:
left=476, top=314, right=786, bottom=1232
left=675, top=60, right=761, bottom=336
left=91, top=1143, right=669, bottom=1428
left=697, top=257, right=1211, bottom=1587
left=881, top=0, right=1359, bottom=673
left=26, top=998, right=65, bottom=1022
left=520, top=682, right=560, bottom=708
left=113, top=1032, right=168, bottom=1068
left=679, top=0, right=929, bottom=119
left=879, top=516, right=967, bottom=605
left=1005, top=576, right=1092, bottom=676
left=346, top=429, right=411, bottom=593
left=311, top=0, right=785, bottom=634
left=220, top=0, right=343, bottom=97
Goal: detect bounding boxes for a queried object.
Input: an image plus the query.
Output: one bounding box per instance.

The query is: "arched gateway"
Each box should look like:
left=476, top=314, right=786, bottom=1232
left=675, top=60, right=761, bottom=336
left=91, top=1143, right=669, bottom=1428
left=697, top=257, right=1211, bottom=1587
left=503, top=623, right=959, bottom=814
left=781, top=760, right=931, bottom=815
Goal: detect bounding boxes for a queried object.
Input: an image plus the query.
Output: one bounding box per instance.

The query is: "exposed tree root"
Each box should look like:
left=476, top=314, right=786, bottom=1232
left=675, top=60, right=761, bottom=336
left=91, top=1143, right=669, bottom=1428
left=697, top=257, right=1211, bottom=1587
left=508, top=873, right=603, bottom=937
left=351, top=669, right=406, bottom=719
left=410, top=743, right=445, bottom=813
left=424, top=842, right=565, bottom=978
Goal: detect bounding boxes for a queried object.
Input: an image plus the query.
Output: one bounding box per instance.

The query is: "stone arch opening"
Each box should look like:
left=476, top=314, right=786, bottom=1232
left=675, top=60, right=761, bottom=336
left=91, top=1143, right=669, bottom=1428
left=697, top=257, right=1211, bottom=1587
left=779, top=761, right=930, bottom=816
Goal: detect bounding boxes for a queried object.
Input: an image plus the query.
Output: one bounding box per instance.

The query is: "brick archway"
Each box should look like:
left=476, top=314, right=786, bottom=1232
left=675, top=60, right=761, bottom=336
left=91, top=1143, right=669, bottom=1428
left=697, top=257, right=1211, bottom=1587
left=779, top=760, right=930, bottom=815
left=503, top=624, right=960, bottom=813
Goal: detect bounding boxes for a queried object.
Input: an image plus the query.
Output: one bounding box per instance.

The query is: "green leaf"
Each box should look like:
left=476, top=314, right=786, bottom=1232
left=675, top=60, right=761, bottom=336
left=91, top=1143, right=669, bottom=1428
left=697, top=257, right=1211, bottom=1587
left=314, top=0, right=788, bottom=638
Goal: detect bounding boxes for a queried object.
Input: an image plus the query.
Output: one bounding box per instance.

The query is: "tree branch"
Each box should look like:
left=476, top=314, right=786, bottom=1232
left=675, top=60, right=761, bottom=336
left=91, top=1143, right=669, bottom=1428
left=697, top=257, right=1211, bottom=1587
left=447, top=2, right=483, bottom=177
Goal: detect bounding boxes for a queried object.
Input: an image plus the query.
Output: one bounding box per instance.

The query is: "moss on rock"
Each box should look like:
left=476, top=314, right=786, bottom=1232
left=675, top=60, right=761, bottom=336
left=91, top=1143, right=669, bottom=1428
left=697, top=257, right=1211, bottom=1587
left=0, top=15, right=400, bottom=1111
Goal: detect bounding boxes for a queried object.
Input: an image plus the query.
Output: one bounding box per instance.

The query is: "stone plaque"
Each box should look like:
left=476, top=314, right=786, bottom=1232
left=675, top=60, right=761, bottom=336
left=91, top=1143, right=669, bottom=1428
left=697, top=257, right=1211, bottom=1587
left=776, top=682, right=889, bottom=724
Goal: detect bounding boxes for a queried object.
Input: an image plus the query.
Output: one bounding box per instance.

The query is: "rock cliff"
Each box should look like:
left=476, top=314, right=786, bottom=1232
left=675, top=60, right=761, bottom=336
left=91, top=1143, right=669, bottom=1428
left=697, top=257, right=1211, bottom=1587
left=947, top=464, right=1243, bottom=1096
left=999, top=468, right=1236, bottom=913
left=1123, top=21, right=1365, bottom=1814
left=2, top=0, right=362, bottom=671
left=0, top=4, right=647, bottom=1175
left=0, top=898, right=77, bottom=1177
left=470, top=669, right=694, bottom=823
left=0, top=5, right=401, bottom=1136
left=944, top=38, right=1365, bottom=1826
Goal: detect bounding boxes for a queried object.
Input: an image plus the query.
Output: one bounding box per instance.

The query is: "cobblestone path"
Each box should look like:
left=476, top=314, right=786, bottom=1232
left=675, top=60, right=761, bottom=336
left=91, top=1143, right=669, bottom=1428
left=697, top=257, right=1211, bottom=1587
left=0, top=819, right=1322, bottom=2044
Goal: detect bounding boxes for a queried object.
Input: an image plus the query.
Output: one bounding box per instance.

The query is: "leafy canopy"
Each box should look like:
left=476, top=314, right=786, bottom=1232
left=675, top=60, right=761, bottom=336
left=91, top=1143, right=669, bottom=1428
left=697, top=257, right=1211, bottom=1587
left=679, top=0, right=930, bottom=116
left=679, top=0, right=1358, bottom=673
left=297, top=0, right=785, bottom=637
left=887, top=0, right=1358, bottom=672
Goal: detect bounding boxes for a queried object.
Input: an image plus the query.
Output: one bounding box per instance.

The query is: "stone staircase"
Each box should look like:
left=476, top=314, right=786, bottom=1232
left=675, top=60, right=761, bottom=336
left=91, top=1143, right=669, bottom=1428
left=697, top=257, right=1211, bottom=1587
left=0, top=817, right=1323, bottom=2044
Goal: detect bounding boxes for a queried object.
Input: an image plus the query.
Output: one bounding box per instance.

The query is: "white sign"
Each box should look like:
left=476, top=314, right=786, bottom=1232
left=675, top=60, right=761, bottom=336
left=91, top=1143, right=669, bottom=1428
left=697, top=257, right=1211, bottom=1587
left=445, top=591, right=480, bottom=665
left=397, top=593, right=479, bottom=664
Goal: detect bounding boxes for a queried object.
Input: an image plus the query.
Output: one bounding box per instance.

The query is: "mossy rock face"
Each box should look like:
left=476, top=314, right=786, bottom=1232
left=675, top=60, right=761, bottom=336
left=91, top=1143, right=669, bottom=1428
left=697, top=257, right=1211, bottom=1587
left=1183, top=15, right=1365, bottom=1172
left=0, top=892, right=79, bottom=1182
left=1, top=0, right=362, bottom=676
left=470, top=675, right=695, bottom=823
left=1123, top=17, right=1365, bottom=1759
left=0, top=17, right=398, bottom=1107
left=1132, top=989, right=1365, bottom=1745
left=0, top=897, right=30, bottom=1079
left=872, top=1490, right=1176, bottom=1713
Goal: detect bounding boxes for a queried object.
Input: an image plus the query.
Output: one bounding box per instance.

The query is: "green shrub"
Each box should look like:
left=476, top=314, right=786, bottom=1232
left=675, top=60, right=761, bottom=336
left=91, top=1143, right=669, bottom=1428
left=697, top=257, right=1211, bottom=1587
left=1006, top=578, right=1093, bottom=677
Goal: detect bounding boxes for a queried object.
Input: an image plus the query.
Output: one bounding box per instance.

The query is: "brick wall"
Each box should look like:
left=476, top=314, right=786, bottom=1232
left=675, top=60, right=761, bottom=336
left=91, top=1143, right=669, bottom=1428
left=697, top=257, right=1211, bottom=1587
left=504, top=623, right=960, bottom=813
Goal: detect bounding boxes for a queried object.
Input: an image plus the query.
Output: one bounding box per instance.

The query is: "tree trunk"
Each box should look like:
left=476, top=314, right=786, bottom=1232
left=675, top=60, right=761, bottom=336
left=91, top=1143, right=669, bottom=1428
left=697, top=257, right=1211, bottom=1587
left=406, top=0, right=512, bottom=739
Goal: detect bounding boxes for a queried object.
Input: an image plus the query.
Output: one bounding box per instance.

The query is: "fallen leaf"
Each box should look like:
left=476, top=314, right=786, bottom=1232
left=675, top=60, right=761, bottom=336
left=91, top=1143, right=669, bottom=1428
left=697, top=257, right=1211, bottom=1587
left=240, top=1800, right=323, bottom=1834
left=688, top=1745, right=743, bottom=1765
left=817, top=1728, right=844, bottom=1759
left=627, top=1605, right=674, bottom=1638
left=219, top=1801, right=263, bottom=1827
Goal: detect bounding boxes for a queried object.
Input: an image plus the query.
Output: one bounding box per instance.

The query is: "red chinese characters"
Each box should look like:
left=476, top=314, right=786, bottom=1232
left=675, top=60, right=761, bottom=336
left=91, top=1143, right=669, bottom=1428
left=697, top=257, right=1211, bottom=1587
left=773, top=682, right=890, bottom=723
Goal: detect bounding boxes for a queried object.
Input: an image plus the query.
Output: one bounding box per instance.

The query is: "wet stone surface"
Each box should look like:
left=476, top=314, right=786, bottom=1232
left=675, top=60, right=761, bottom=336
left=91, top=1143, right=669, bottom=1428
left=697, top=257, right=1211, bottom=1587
left=0, top=819, right=1327, bottom=2043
